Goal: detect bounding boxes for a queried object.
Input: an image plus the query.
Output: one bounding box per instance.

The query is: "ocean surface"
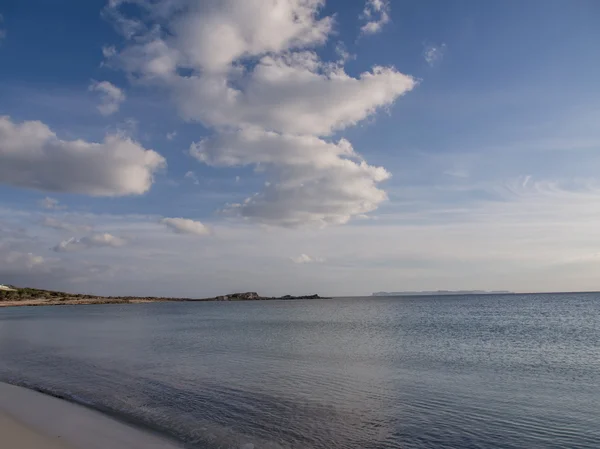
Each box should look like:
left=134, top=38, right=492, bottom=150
left=0, top=294, right=598, bottom=448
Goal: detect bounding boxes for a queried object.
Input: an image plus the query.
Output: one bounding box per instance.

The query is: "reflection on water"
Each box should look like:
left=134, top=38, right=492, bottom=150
left=0, top=294, right=599, bottom=448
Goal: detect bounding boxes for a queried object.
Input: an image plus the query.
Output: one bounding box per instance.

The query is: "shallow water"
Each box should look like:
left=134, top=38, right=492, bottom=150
left=0, top=294, right=599, bottom=448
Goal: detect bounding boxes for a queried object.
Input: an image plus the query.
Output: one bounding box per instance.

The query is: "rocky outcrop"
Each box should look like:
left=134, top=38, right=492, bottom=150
left=213, top=292, right=260, bottom=301
left=207, top=292, right=330, bottom=301
left=279, top=294, right=326, bottom=300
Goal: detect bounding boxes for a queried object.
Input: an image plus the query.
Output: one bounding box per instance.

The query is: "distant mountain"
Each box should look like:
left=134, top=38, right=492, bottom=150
left=372, top=290, right=513, bottom=297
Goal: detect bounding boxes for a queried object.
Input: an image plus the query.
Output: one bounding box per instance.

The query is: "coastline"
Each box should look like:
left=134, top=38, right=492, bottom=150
left=0, top=287, right=330, bottom=308
left=0, top=382, right=183, bottom=449
left=0, top=298, right=171, bottom=308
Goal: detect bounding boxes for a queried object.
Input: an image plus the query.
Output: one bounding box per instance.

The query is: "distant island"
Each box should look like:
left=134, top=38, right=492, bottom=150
left=372, top=290, right=513, bottom=297
left=0, top=286, right=330, bottom=307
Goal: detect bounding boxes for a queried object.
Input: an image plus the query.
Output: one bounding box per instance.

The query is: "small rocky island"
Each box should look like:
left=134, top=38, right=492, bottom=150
left=0, top=286, right=330, bottom=307
left=212, top=292, right=327, bottom=301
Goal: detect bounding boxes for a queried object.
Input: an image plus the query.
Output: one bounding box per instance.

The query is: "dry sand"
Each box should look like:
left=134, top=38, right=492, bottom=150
left=0, top=383, right=183, bottom=449
left=0, top=411, right=75, bottom=449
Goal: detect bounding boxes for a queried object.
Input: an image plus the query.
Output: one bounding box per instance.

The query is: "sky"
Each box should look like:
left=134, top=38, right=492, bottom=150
left=1, top=0, right=600, bottom=297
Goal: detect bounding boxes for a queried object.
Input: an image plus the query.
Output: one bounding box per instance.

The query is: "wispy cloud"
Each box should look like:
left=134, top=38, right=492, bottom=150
left=291, top=254, right=324, bottom=264
left=89, top=80, right=125, bottom=115
left=424, top=43, right=447, bottom=67
left=52, top=233, right=126, bottom=252
left=184, top=171, right=199, bottom=185
left=39, top=197, right=66, bottom=210
left=360, top=0, right=391, bottom=35
left=40, top=216, right=92, bottom=233
left=161, top=217, right=211, bottom=236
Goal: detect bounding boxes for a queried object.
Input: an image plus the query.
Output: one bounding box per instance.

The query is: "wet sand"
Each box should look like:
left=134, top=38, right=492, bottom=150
left=0, top=383, right=183, bottom=449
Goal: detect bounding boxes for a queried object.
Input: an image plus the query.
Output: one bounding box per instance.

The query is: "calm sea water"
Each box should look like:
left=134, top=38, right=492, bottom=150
left=0, top=294, right=599, bottom=448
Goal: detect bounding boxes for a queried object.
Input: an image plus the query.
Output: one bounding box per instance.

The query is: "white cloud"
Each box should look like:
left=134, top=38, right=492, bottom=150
left=191, top=128, right=390, bottom=226
left=102, top=45, right=117, bottom=59
left=53, top=233, right=127, bottom=252
left=360, top=0, right=391, bottom=35
left=39, top=197, right=65, bottom=210
left=291, top=253, right=324, bottom=264
left=184, top=171, right=199, bottom=185
left=0, top=116, right=166, bottom=196
left=106, top=0, right=333, bottom=73
left=443, top=167, right=469, bottom=178
left=161, top=217, right=211, bottom=236
left=166, top=131, right=177, bottom=140
left=105, top=0, right=415, bottom=227
left=104, top=2, right=415, bottom=135
left=334, top=41, right=354, bottom=64
left=89, top=80, right=126, bottom=115
left=174, top=55, right=415, bottom=136
left=424, top=43, right=447, bottom=67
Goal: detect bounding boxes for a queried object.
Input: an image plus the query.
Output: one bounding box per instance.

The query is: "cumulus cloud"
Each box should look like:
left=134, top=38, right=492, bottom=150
left=191, top=128, right=390, bottom=226
left=52, top=233, right=126, bottom=252
left=89, top=80, right=126, bottom=115
left=291, top=253, right=324, bottom=264
left=39, top=197, right=65, bottom=210
left=174, top=54, right=415, bottom=136
left=424, top=43, right=447, bottom=67
left=105, top=0, right=414, bottom=227
left=105, top=0, right=333, bottom=74
left=360, top=0, right=391, bottom=35
left=166, top=131, right=177, bottom=140
left=0, top=116, right=166, bottom=196
left=161, top=217, right=211, bottom=236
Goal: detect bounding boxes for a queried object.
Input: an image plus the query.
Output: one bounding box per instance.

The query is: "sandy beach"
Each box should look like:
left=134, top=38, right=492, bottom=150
left=0, top=411, right=75, bottom=449
left=0, top=383, right=183, bottom=449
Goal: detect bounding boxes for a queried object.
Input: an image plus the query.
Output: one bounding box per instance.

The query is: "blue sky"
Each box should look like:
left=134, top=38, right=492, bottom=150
left=1, top=0, right=600, bottom=296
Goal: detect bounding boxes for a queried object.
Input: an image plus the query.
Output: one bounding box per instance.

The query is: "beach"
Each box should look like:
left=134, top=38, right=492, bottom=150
left=0, top=411, right=75, bottom=449
left=0, top=383, right=183, bottom=449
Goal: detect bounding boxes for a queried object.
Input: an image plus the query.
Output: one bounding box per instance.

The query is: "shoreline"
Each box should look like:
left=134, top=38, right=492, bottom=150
left=0, top=382, right=184, bottom=449
left=0, top=298, right=177, bottom=308
left=0, top=288, right=330, bottom=308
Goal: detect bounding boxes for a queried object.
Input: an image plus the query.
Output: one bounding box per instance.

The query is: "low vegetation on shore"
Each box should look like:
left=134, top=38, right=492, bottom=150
left=0, top=286, right=329, bottom=307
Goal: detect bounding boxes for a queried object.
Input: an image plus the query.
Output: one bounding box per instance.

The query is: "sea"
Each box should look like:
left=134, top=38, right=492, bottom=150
left=0, top=293, right=598, bottom=448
